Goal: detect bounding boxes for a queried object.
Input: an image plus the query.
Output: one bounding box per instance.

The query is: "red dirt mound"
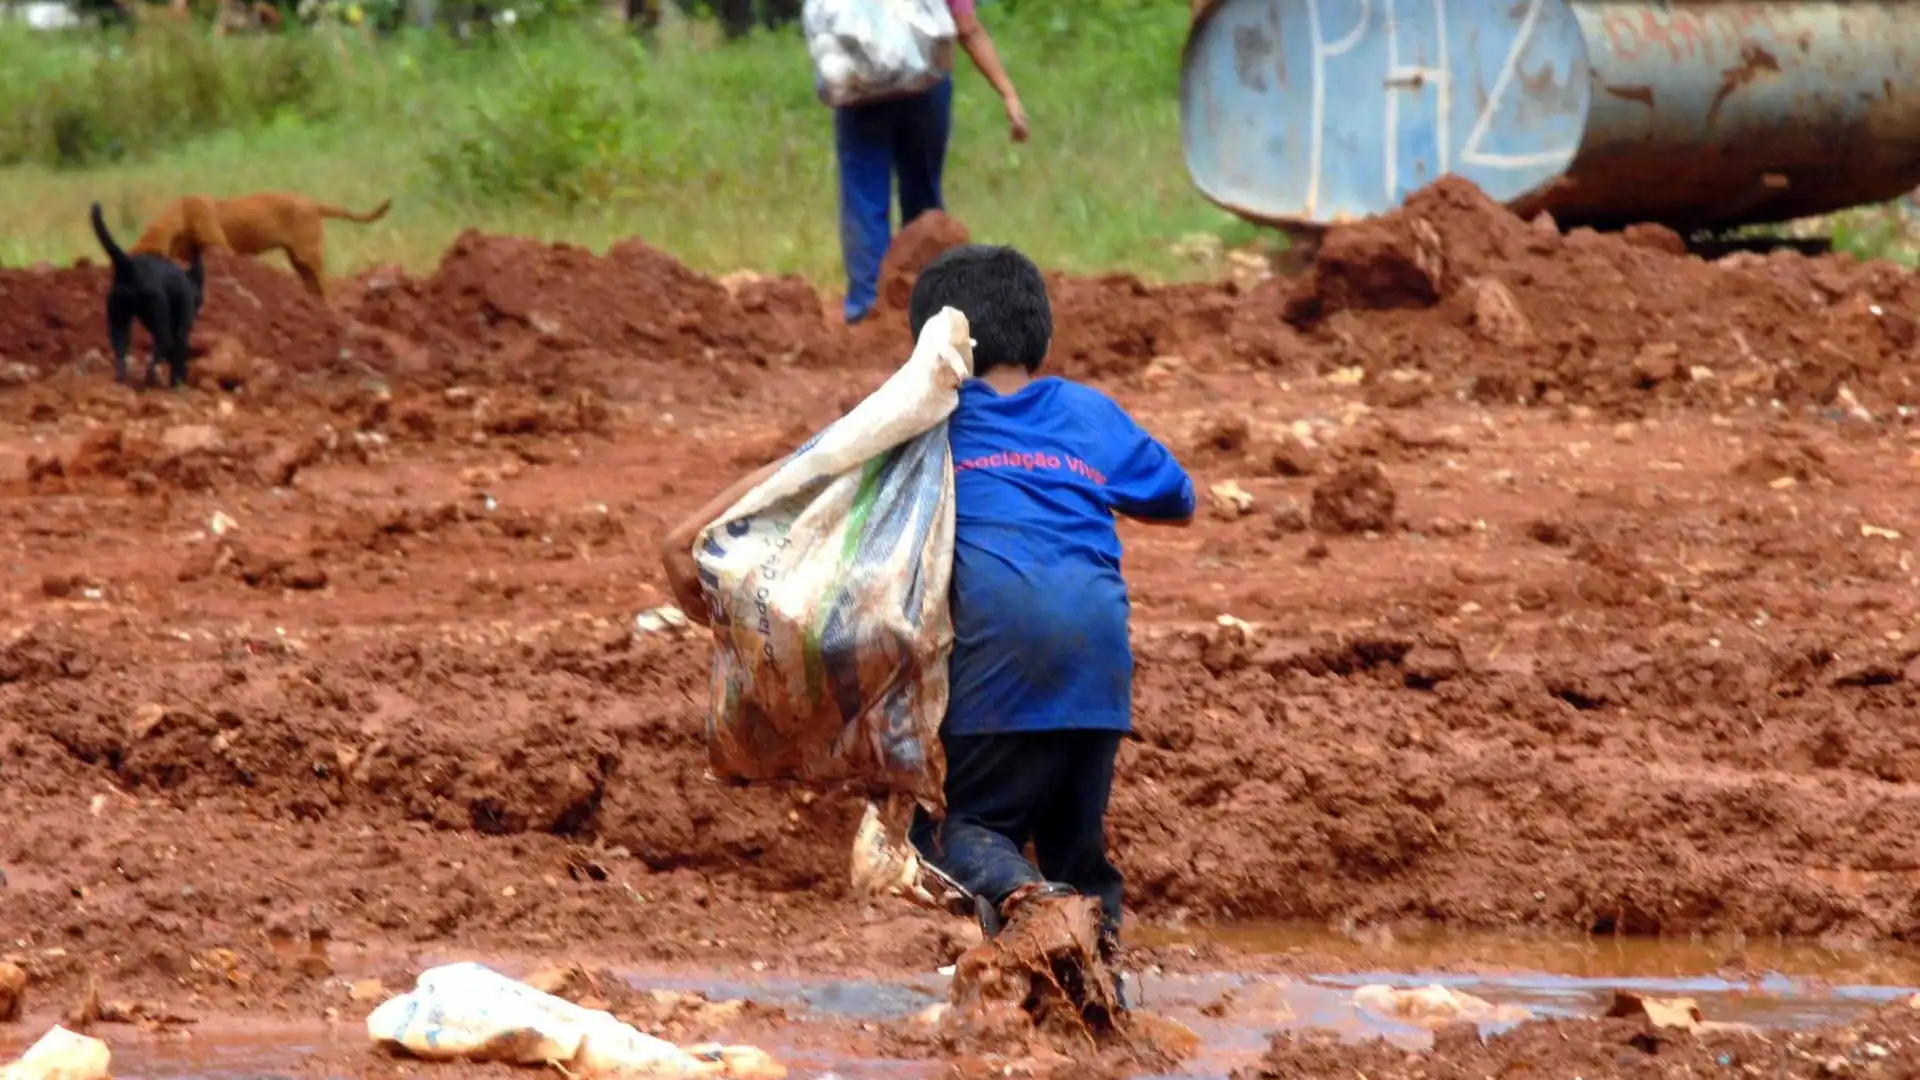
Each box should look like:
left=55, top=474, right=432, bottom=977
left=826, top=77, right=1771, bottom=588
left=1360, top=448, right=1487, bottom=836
left=1281, top=176, right=1920, bottom=415
left=0, top=263, right=100, bottom=373
left=353, top=231, right=840, bottom=379
left=1047, top=274, right=1313, bottom=380
left=0, top=252, right=357, bottom=378
left=878, top=209, right=970, bottom=313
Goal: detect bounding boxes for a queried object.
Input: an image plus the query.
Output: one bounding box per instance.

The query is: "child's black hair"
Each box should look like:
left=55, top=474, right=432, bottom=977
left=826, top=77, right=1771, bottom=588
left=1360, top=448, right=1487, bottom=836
left=907, top=244, right=1052, bottom=376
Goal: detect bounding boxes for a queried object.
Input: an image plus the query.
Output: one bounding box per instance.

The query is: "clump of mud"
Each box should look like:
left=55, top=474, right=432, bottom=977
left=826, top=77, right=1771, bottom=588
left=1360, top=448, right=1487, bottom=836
left=907, top=896, right=1196, bottom=1080
left=1310, top=462, right=1396, bottom=534
left=949, top=896, right=1122, bottom=1039
left=1279, top=175, right=1920, bottom=414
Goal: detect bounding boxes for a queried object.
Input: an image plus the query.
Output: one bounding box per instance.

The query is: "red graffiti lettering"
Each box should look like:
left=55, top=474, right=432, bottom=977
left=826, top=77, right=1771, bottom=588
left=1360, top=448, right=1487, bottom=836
left=1602, top=5, right=1783, bottom=65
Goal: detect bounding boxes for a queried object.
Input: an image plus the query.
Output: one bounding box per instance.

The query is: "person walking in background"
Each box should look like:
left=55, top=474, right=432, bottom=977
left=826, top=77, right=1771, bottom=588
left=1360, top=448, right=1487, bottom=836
left=834, top=0, right=1026, bottom=325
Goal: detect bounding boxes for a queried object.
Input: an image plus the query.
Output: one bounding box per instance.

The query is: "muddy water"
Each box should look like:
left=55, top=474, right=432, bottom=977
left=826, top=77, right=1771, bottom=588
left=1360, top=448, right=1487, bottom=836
left=1140, top=921, right=1920, bottom=985
left=1144, top=920, right=1920, bottom=1030
left=12, top=928, right=1920, bottom=1079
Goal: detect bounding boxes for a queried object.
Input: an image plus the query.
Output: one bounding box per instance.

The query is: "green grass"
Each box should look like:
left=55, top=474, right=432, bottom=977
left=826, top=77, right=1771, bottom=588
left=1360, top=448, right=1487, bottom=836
left=0, top=5, right=1256, bottom=288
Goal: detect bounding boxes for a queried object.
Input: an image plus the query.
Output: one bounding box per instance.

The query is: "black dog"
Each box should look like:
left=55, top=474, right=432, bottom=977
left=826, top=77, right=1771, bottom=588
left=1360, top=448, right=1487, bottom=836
left=88, top=201, right=204, bottom=388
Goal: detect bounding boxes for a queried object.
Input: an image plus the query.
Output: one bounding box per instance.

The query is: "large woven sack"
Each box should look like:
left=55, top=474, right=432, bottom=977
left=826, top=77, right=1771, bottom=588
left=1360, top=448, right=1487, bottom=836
left=693, top=308, right=972, bottom=807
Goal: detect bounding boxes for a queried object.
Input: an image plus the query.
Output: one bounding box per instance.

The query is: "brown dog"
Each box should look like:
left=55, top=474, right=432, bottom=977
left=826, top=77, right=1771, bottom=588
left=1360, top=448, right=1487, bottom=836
left=131, top=192, right=393, bottom=298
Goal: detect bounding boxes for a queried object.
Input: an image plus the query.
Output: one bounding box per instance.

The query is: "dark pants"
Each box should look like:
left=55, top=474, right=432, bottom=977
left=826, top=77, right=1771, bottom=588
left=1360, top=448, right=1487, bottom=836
left=911, top=730, right=1126, bottom=937
left=833, top=77, right=954, bottom=324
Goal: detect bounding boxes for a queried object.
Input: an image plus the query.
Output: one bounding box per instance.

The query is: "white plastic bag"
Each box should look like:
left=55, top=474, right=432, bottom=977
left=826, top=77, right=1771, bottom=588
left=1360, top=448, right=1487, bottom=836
left=0, top=1026, right=110, bottom=1080
left=693, top=307, right=971, bottom=807
left=366, top=962, right=778, bottom=1078
left=803, top=0, right=957, bottom=108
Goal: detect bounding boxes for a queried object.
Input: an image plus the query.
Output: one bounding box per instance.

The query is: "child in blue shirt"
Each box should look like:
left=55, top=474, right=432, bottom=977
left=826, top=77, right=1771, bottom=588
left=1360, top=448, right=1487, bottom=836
left=902, top=246, right=1194, bottom=965
left=662, top=245, right=1195, bottom=1000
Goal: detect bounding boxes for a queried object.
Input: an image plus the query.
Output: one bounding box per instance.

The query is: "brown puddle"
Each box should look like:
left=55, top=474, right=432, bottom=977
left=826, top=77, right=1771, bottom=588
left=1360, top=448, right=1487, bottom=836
left=1137, top=920, right=1920, bottom=985
left=7, top=927, right=1920, bottom=1079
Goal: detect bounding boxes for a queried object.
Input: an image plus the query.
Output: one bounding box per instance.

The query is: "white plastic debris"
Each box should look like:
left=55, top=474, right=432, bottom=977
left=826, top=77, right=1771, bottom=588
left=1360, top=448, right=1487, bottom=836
left=634, top=606, right=692, bottom=635
left=1352, top=983, right=1531, bottom=1029
left=365, top=962, right=783, bottom=1078
left=0, top=1025, right=111, bottom=1080
left=1207, top=480, right=1255, bottom=517
left=848, top=796, right=966, bottom=912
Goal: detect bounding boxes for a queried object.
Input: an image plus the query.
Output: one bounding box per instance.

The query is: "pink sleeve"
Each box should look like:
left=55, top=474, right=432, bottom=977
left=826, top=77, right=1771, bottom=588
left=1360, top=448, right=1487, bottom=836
left=947, top=0, right=975, bottom=18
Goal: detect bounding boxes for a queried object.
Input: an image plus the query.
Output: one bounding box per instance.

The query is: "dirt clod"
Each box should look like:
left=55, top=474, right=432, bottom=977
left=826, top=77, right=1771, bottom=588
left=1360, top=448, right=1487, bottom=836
left=1310, top=462, right=1397, bottom=534
left=0, top=961, right=24, bottom=1022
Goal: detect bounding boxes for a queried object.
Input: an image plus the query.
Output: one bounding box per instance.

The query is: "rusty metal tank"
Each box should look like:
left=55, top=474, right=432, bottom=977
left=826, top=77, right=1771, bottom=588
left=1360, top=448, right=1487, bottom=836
left=1180, top=0, right=1920, bottom=233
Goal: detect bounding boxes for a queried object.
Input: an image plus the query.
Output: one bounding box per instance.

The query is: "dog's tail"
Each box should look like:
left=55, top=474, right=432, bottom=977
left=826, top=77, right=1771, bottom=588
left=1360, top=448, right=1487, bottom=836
left=186, top=242, right=205, bottom=293
left=89, top=202, right=134, bottom=276
left=316, top=198, right=393, bottom=224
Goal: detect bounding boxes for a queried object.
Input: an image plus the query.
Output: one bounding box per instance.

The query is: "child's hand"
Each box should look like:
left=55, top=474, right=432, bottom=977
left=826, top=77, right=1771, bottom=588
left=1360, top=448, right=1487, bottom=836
left=1005, top=96, right=1029, bottom=143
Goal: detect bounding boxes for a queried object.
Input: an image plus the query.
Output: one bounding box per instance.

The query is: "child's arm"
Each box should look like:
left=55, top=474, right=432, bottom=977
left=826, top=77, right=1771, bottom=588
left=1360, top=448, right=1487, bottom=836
left=1100, top=402, right=1198, bottom=527
left=660, top=458, right=784, bottom=627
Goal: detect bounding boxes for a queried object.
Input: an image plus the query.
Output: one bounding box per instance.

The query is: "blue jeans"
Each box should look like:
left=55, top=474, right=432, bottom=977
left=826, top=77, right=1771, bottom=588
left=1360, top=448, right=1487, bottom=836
left=833, top=76, right=954, bottom=324
left=910, top=729, right=1126, bottom=935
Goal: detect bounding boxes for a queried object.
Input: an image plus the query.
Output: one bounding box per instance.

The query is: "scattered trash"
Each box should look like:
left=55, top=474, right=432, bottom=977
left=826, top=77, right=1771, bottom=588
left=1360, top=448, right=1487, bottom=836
left=1142, top=354, right=1187, bottom=383
left=1325, top=366, right=1367, bottom=386
left=0, top=1026, right=110, bottom=1080
left=366, top=962, right=783, bottom=1078
left=717, top=270, right=767, bottom=297
left=1836, top=385, right=1875, bottom=424
left=1862, top=524, right=1902, bottom=540
left=1207, top=480, right=1255, bottom=518
left=1605, top=990, right=1702, bottom=1030
left=209, top=511, right=238, bottom=537
left=850, top=797, right=967, bottom=913
left=1214, top=614, right=1258, bottom=637
left=160, top=424, right=224, bottom=455
left=634, top=606, right=693, bottom=636
left=1351, top=984, right=1532, bottom=1029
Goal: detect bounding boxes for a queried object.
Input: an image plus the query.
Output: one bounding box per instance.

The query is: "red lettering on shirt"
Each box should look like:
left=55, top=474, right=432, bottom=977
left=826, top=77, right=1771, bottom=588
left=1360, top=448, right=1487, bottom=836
left=954, top=450, right=1103, bottom=485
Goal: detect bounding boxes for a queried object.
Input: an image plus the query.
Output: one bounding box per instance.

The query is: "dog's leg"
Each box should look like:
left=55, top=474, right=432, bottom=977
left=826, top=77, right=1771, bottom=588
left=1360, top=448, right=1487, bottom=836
left=167, top=301, right=196, bottom=389
left=287, top=240, right=328, bottom=299
left=140, top=306, right=174, bottom=391
left=104, top=295, right=134, bottom=383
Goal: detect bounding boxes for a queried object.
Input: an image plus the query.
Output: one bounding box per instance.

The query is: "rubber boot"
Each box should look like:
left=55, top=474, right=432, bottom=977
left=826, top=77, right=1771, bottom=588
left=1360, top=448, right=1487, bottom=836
left=974, top=893, right=1003, bottom=940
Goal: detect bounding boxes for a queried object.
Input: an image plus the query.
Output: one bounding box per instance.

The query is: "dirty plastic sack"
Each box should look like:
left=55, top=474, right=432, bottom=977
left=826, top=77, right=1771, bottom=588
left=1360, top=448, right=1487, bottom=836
left=692, top=306, right=972, bottom=807
left=803, top=0, right=957, bottom=108
left=849, top=792, right=969, bottom=914
left=0, top=1026, right=110, bottom=1080
left=366, top=962, right=778, bottom=1078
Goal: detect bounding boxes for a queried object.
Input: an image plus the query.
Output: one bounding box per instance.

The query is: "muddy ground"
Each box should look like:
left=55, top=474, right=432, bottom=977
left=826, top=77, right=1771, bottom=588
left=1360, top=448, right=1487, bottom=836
left=3, top=178, right=1920, bottom=1076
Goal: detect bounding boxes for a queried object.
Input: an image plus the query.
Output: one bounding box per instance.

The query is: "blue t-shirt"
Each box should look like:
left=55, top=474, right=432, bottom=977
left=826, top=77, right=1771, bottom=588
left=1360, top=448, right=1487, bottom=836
left=944, top=377, right=1195, bottom=737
